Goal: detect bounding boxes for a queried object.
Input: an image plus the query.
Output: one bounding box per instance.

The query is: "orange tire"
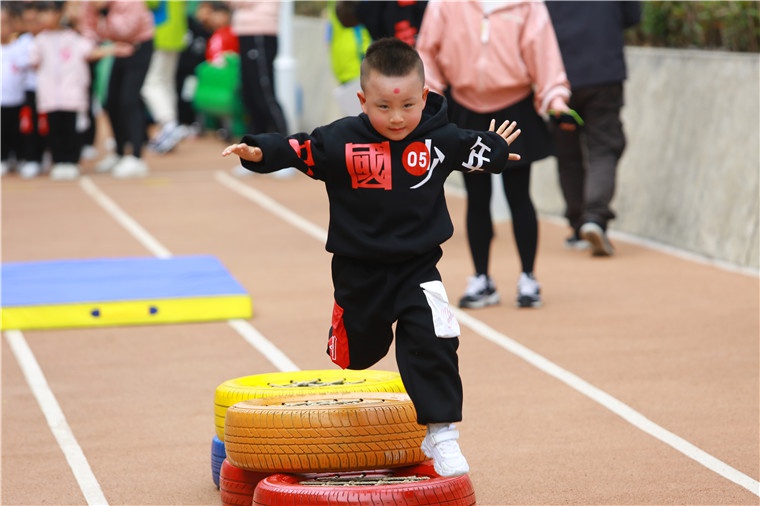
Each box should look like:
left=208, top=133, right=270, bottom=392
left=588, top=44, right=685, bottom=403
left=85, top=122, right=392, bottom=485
left=224, top=392, right=426, bottom=473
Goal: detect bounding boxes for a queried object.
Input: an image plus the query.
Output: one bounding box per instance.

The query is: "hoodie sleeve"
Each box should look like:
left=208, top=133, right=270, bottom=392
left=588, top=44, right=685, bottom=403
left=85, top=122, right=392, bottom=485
left=415, top=0, right=448, bottom=95
left=239, top=132, right=327, bottom=180
left=520, top=2, right=570, bottom=116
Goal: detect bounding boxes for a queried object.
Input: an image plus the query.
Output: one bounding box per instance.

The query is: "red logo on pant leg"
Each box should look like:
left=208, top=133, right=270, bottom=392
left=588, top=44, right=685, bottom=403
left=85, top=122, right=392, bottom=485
left=329, top=302, right=351, bottom=369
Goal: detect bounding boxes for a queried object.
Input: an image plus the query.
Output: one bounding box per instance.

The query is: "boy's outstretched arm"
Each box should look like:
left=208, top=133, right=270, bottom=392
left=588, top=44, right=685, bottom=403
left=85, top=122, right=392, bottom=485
left=489, top=119, right=522, bottom=161
left=221, top=143, right=263, bottom=163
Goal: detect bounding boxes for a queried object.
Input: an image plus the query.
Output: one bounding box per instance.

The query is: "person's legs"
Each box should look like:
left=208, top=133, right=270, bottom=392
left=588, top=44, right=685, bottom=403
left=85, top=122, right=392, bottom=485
left=119, top=42, right=153, bottom=160
left=238, top=34, right=287, bottom=135
left=501, top=163, right=542, bottom=307
left=580, top=84, right=625, bottom=229
left=111, top=42, right=153, bottom=178
left=553, top=119, right=586, bottom=241
left=392, top=250, right=467, bottom=477
left=1, top=105, right=22, bottom=174
left=142, top=49, right=186, bottom=153
left=48, top=111, right=81, bottom=180
left=501, top=163, right=538, bottom=274
left=458, top=171, right=500, bottom=308
left=575, top=84, right=626, bottom=256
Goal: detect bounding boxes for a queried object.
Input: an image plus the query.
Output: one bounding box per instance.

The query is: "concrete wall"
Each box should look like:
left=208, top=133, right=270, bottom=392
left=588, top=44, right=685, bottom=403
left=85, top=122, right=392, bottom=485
left=289, top=17, right=760, bottom=271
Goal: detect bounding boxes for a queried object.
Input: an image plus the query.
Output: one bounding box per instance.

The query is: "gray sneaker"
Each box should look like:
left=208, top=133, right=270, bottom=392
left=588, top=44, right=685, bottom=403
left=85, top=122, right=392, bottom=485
left=580, top=222, right=614, bottom=256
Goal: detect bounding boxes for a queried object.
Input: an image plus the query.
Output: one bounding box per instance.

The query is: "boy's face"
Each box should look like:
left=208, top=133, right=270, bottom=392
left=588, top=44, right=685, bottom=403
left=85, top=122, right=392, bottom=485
left=358, top=70, right=429, bottom=142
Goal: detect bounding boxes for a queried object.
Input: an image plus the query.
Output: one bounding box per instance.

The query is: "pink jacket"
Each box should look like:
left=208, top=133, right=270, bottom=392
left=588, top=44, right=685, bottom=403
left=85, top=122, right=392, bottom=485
left=231, top=1, right=279, bottom=37
left=79, top=1, right=154, bottom=45
left=416, top=0, right=570, bottom=115
left=30, top=29, right=96, bottom=113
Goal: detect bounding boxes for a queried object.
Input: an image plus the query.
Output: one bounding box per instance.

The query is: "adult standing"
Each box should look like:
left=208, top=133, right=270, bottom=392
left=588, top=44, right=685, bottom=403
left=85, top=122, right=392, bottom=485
left=142, top=0, right=189, bottom=154
left=80, top=0, right=154, bottom=178
left=335, top=0, right=427, bottom=46
left=416, top=0, right=571, bottom=309
left=230, top=1, right=288, bottom=136
left=545, top=1, right=642, bottom=256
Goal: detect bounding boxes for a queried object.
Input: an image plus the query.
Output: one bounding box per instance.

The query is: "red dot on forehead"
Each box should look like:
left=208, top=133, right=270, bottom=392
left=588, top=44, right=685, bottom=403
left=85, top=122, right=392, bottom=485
left=393, top=88, right=400, bottom=94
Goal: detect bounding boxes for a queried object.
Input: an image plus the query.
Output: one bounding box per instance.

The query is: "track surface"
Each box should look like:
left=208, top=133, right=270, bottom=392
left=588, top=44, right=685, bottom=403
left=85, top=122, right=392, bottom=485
left=2, top=130, right=758, bottom=505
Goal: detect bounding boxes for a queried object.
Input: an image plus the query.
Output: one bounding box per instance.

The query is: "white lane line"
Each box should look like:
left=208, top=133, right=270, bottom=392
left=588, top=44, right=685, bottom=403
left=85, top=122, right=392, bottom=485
left=5, top=330, right=109, bottom=505
left=218, top=172, right=759, bottom=497
left=227, top=319, right=299, bottom=372
left=78, top=176, right=298, bottom=372
left=215, top=171, right=328, bottom=243
left=79, top=177, right=171, bottom=259
left=452, top=308, right=760, bottom=497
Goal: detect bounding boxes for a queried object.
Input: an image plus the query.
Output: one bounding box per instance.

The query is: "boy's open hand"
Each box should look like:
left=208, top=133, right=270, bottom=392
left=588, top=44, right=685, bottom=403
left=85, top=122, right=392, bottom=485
left=221, top=143, right=263, bottom=162
left=490, top=119, right=522, bottom=161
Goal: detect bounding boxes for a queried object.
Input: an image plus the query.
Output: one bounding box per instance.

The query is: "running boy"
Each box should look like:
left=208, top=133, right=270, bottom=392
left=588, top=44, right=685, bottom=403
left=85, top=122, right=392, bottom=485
left=221, top=37, right=521, bottom=477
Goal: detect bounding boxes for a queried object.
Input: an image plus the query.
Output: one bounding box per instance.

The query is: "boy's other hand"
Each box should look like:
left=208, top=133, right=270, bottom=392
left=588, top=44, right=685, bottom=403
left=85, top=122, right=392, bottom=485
left=222, top=143, right=263, bottom=162
left=490, top=119, right=522, bottom=161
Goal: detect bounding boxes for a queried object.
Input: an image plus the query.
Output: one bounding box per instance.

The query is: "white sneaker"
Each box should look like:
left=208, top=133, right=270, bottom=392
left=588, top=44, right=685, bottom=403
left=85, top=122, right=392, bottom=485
left=49, top=163, right=80, bottom=180
left=151, top=122, right=187, bottom=154
left=19, top=161, right=41, bottom=179
left=112, top=155, right=148, bottom=178
left=0, top=161, right=9, bottom=176
left=516, top=272, right=542, bottom=308
left=421, top=423, right=469, bottom=477
left=95, top=153, right=121, bottom=173
left=458, top=274, right=500, bottom=309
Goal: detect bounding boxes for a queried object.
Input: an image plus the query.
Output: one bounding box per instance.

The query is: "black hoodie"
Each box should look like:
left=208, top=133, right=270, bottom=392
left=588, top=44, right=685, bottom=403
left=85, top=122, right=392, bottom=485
left=241, top=92, right=512, bottom=261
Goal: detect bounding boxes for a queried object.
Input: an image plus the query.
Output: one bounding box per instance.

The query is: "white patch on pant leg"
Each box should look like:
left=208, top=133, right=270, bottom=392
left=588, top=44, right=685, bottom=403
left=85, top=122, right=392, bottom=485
left=420, top=281, right=461, bottom=338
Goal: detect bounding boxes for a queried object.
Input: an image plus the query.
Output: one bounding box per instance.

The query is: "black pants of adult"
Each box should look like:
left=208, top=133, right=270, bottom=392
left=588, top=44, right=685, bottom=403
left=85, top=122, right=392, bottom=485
left=1, top=105, right=22, bottom=162
left=553, top=83, right=626, bottom=233
left=237, top=34, right=288, bottom=135
left=105, top=40, right=153, bottom=158
left=449, top=93, right=551, bottom=277
left=47, top=111, right=82, bottom=164
left=327, top=247, right=463, bottom=425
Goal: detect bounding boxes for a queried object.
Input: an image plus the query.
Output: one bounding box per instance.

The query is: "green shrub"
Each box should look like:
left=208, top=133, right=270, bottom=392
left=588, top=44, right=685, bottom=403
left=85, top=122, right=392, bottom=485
left=627, top=1, right=760, bottom=52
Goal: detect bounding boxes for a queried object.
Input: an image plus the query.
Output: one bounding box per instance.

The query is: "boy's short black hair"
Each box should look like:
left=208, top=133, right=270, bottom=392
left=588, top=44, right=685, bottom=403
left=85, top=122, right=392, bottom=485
left=360, top=37, right=425, bottom=89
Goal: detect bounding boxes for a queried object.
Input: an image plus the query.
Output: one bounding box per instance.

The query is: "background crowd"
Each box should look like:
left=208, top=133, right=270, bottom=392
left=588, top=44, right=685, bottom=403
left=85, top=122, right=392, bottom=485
left=1, top=0, right=640, bottom=308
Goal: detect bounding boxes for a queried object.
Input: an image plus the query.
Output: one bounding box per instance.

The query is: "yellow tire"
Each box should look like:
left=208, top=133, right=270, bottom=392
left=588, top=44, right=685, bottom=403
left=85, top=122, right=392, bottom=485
left=214, top=369, right=405, bottom=440
left=224, top=392, right=426, bottom=473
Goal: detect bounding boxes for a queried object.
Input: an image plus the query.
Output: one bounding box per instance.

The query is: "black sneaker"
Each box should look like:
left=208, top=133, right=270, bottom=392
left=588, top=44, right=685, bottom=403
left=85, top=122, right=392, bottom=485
left=580, top=222, right=614, bottom=256
left=458, top=274, right=500, bottom=309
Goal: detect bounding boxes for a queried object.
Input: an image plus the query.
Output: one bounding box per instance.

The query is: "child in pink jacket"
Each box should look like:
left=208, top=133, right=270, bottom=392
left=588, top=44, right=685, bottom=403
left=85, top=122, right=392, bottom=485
left=79, top=0, right=154, bottom=178
left=31, top=1, right=133, bottom=180
left=416, top=0, right=571, bottom=310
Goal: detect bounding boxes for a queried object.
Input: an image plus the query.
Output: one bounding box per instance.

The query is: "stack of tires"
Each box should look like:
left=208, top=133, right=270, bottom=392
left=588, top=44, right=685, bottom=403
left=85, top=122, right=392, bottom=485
left=211, top=370, right=477, bottom=505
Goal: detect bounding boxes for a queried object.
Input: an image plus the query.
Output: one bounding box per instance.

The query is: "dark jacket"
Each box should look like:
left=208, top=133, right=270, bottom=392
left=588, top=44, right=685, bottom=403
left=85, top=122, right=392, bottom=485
left=545, top=1, right=641, bottom=88
left=336, top=0, right=427, bottom=46
left=241, top=92, right=511, bottom=261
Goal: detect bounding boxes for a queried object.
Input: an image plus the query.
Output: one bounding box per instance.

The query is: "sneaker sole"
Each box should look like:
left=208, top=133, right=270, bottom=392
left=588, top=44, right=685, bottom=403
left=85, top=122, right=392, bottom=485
left=516, top=295, right=542, bottom=308
left=458, top=293, right=501, bottom=309
left=580, top=224, right=614, bottom=257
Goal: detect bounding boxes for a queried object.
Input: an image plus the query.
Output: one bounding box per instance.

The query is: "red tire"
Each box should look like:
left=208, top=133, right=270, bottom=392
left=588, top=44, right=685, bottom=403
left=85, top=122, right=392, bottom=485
left=252, top=460, right=476, bottom=505
left=219, top=458, right=270, bottom=506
